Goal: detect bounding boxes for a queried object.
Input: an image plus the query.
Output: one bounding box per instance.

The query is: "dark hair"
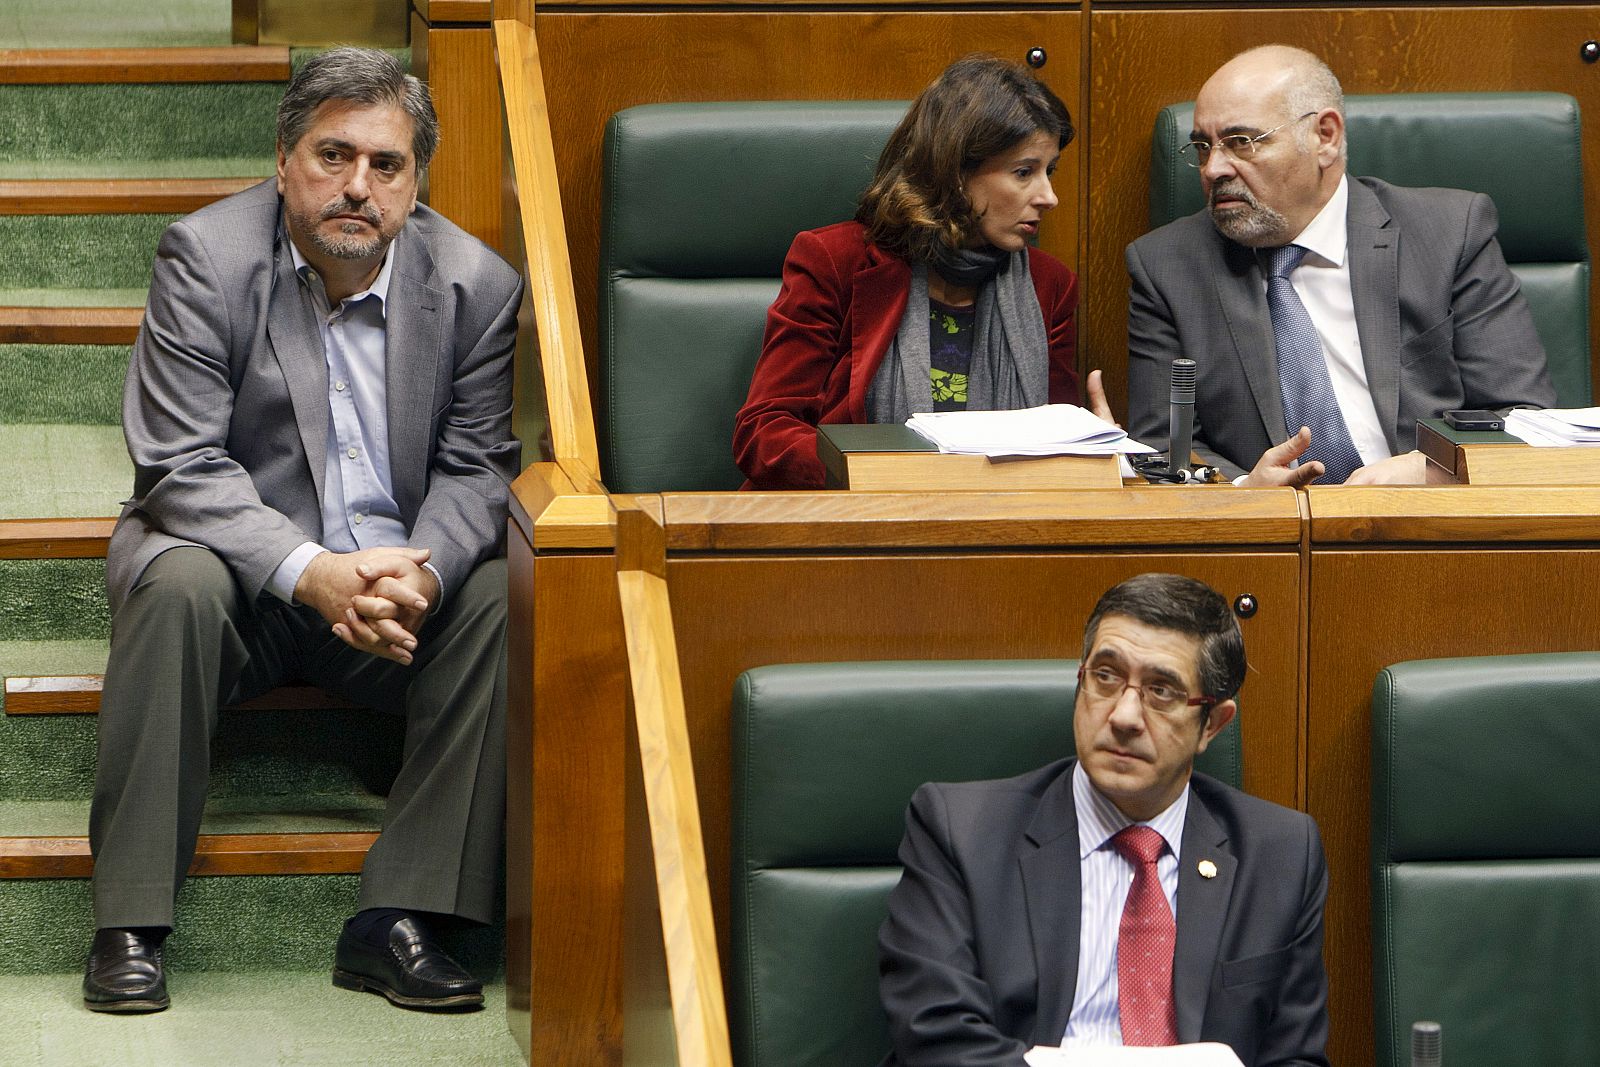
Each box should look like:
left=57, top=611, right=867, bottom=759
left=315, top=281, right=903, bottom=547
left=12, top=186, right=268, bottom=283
left=1081, top=573, right=1246, bottom=706
left=856, top=54, right=1074, bottom=262
left=276, top=47, right=439, bottom=172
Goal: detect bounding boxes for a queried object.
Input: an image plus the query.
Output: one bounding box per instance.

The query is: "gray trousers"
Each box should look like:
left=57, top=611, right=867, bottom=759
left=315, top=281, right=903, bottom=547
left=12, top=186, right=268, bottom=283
left=88, top=546, right=506, bottom=929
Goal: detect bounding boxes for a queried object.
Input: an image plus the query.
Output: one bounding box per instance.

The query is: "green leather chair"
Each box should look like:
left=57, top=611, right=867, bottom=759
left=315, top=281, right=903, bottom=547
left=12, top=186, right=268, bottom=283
left=729, top=659, right=1243, bottom=1067
left=599, top=101, right=907, bottom=493
left=1148, top=93, right=1591, bottom=406
left=1371, top=652, right=1600, bottom=1067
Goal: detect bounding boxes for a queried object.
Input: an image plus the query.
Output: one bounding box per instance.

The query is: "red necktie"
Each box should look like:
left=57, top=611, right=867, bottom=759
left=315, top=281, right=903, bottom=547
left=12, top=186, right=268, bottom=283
left=1112, top=825, right=1178, bottom=1046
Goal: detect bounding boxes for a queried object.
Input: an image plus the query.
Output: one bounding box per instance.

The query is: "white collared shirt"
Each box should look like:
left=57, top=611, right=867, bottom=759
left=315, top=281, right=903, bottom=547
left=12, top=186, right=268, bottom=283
left=1061, top=762, right=1190, bottom=1047
left=1271, top=175, right=1391, bottom=465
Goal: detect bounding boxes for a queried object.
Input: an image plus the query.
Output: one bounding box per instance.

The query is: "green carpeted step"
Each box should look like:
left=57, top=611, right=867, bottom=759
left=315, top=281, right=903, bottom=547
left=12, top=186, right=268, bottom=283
left=0, top=83, right=280, bottom=174
left=0, top=793, right=385, bottom=837
left=0, top=0, right=230, bottom=50
left=0, top=344, right=128, bottom=425
left=0, top=214, right=177, bottom=292
left=0, top=691, right=405, bottom=802
left=0, top=972, right=522, bottom=1065
left=0, top=287, right=147, bottom=307
left=0, top=158, right=273, bottom=180
left=0, top=424, right=131, bottom=520
left=0, top=559, right=110, bottom=643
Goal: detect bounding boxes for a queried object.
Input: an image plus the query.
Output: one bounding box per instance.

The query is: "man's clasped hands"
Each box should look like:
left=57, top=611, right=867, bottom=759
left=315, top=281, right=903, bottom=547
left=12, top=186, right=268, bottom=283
left=294, top=547, right=439, bottom=665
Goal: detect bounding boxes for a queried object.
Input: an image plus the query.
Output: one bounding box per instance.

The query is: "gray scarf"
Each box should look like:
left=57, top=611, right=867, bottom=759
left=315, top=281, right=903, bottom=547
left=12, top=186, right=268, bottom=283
left=866, top=250, right=1049, bottom=425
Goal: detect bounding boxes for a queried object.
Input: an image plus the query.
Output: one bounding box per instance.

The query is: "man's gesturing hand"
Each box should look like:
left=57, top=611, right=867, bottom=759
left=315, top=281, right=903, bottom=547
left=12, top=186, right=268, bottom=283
left=294, top=547, right=436, bottom=665
left=1240, top=427, right=1326, bottom=488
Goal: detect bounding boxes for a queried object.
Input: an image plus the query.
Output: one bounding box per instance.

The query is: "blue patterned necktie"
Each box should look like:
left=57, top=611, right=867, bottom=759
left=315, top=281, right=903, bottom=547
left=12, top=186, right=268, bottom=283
left=1265, top=244, right=1364, bottom=484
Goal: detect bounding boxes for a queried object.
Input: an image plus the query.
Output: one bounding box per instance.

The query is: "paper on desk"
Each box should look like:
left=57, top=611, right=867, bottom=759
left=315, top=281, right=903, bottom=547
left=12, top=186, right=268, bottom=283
left=1504, top=407, right=1600, bottom=447
left=1024, top=1042, right=1245, bottom=1067
left=906, top=404, right=1158, bottom=458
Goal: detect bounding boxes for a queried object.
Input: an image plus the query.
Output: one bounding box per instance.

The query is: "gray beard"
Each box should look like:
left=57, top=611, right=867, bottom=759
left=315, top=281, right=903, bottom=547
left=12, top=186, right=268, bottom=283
left=310, top=219, right=387, bottom=261
left=1208, top=183, right=1291, bottom=247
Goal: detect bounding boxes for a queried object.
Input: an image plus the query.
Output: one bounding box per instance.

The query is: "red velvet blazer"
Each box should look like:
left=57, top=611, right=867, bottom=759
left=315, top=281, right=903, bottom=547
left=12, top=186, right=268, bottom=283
left=732, top=221, right=1081, bottom=490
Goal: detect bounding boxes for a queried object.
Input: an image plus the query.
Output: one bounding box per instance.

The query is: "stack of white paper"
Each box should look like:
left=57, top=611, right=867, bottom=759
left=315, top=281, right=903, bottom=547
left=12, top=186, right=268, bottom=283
left=907, top=404, right=1157, bottom=458
left=1024, top=1042, right=1246, bottom=1066
left=1504, top=407, right=1600, bottom=447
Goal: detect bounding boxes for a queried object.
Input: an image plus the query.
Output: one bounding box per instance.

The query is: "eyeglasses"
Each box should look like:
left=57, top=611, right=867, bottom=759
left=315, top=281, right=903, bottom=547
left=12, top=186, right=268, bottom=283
left=1077, top=663, right=1219, bottom=716
left=1178, top=111, right=1318, bottom=168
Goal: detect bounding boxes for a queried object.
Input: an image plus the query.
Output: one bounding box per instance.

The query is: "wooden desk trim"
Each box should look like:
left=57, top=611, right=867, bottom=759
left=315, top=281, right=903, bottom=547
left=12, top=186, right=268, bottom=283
left=1307, top=486, right=1600, bottom=543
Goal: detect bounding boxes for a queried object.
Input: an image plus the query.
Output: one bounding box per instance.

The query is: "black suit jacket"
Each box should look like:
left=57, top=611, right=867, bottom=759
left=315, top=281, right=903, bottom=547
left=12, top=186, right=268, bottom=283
left=878, top=759, right=1330, bottom=1067
left=1125, top=176, right=1555, bottom=477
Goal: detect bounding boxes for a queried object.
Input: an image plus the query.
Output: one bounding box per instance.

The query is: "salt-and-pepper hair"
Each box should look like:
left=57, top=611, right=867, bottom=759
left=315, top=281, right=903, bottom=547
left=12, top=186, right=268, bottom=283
left=276, top=46, right=439, bottom=172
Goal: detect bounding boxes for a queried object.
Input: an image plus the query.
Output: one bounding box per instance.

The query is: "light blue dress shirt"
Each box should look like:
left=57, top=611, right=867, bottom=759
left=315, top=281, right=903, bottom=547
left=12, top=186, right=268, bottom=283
left=1061, top=761, right=1188, bottom=1047
left=265, top=237, right=442, bottom=607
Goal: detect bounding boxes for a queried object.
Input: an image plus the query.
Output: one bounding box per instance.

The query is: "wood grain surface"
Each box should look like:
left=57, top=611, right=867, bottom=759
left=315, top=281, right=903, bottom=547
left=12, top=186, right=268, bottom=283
left=414, top=20, right=505, bottom=249
left=0, top=518, right=115, bottom=559
left=0, top=308, right=141, bottom=345
left=0, top=46, right=290, bottom=83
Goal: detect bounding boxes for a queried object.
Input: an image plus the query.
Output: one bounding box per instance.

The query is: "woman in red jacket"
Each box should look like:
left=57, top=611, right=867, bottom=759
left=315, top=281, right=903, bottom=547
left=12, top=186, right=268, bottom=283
left=733, top=54, right=1106, bottom=490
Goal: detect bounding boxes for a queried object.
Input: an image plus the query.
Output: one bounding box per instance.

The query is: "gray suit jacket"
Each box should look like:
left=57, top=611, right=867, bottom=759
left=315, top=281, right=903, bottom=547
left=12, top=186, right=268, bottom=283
left=878, top=759, right=1330, bottom=1067
left=1126, top=176, right=1555, bottom=477
left=108, top=179, right=523, bottom=610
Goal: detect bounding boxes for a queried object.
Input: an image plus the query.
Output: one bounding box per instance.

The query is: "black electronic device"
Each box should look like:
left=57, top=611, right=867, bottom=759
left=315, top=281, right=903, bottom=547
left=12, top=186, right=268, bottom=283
left=1443, top=409, right=1503, bottom=432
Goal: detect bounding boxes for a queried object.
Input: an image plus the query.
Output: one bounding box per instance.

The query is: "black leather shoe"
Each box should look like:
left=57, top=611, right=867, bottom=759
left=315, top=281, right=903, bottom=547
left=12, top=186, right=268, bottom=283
left=332, top=916, right=483, bottom=1011
left=83, top=928, right=170, bottom=1013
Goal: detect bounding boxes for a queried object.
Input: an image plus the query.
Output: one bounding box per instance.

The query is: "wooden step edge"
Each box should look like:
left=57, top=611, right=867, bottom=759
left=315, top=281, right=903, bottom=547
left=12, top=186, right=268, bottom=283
left=5, top=675, right=362, bottom=716
left=0, top=831, right=377, bottom=879
left=0, top=306, right=142, bottom=344
left=0, top=178, right=260, bottom=216
left=0, top=47, right=292, bottom=85
left=0, top=517, right=116, bottom=560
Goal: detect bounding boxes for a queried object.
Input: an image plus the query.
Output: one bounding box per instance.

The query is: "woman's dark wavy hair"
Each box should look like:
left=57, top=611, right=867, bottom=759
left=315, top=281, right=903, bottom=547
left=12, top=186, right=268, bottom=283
left=856, top=54, right=1074, bottom=262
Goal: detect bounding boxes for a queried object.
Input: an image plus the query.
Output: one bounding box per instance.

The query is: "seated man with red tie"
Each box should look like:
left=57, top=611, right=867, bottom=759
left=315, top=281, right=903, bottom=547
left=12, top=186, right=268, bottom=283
left=878, top=573, right=1330, bottom=1066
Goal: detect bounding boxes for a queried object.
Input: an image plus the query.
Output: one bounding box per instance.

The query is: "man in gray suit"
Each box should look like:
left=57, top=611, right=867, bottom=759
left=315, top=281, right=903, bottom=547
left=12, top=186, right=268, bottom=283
left=82, top=48, right=522, bottom=1014
left=1127, top=45, right=1554, bottom=486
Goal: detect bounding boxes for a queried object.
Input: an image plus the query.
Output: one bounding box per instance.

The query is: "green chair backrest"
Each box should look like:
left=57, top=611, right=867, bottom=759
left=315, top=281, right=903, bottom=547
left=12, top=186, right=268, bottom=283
left=599, top=101, right=908, bottom=493
left=1148, top=93, right=1591, bottom=406
left=1371, top=652, right=1600, bottom=1067
left=729, top=659, right=1242, bottom=1067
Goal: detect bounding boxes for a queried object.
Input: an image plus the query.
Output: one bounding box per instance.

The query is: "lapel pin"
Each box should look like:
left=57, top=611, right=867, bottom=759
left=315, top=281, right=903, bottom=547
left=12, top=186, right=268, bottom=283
left=1197, top=860, right=1218, bottom=879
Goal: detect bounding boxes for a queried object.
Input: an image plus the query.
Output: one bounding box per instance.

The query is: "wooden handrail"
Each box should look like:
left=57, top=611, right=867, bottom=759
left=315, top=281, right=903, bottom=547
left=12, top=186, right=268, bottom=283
left=614, top=502, right=733, bottom=1067
left=494, top=15, right=601, bottom=483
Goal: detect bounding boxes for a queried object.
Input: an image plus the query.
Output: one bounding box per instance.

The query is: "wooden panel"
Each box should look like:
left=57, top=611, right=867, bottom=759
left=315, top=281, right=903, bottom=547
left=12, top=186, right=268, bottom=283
left=536, top=10, right=1082, bottom=417
left=1307, top=486, right=1600, bottom=543
left=0, top=179, right=258, bottom=216
left=0, top=308, right=141, bottom=345
left=0, top=518, right=115, bottom=559
left=659, top=487, right=1303, bottom=550
left=0, top=831, right=375, bottom=878
left=0, top=47, right=291, bottom=84
left=1086, top=7, right=1600, bottom=420
left=1307, top=546, right=1600, bottom=1067
left=522, top=550, right=631, bottom=1066
left=415, top=0, right=493, bottom=21
left=416, top=23, right=504, bottom=248
left=667, top=549, right=1302, bottom=984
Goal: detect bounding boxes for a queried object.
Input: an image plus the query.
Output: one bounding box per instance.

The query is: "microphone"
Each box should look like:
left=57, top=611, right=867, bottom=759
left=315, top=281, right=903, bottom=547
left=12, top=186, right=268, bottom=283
left=1410, top=1021, right=1441, bottom=1067
left=1168, top=358, right=1197, bottom=479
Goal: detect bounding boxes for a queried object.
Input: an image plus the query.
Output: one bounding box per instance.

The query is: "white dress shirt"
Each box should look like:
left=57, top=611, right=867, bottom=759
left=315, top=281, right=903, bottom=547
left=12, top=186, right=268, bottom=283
left=1060, top=762, right=1189, bottom=1047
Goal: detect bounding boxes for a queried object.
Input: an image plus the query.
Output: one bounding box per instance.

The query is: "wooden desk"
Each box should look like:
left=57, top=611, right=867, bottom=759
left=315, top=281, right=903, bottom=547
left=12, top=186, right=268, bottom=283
left=509, top=478, right=1305, bottom=1065
left=1417, top=418, right=1600, bottom=485
left=816, top=423, right=1122, bottom=491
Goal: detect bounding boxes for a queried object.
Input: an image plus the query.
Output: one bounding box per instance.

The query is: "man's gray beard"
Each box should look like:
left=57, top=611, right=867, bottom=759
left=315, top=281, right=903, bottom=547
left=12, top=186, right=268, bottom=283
left=1208, top=183, right=1291, bottom=247
left=310, top=219, right=387, bottom=261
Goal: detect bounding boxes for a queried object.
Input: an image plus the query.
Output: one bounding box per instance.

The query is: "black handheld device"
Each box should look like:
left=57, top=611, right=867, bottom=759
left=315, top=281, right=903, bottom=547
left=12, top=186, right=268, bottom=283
left=1443, top=409, right=1504, bottom=432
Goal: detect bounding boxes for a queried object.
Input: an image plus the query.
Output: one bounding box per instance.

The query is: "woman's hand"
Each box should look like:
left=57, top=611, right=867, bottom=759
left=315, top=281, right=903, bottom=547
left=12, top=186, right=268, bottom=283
left=1085, top=369, right=1119, bottom=427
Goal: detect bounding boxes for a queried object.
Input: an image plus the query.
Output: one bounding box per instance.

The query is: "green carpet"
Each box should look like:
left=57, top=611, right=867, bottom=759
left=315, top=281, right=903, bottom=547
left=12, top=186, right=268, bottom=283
left=0, top=560, right=110, bottom=642
left=0, top=287, right=147, bottom=307
left=0, top=0, right=230, bottom=49
left=0, top=345, right=128, bottom=425
left=0, top=159, right=273, bottom=180
left=0, top=84, right=280, bottom=169
left=0, top=794, right=385, bottom=837
left=0, top=215, right=176, bottom=291
left=0, top=424, right=131, bottom=520
left=0, top=972, right=522, bottom=1065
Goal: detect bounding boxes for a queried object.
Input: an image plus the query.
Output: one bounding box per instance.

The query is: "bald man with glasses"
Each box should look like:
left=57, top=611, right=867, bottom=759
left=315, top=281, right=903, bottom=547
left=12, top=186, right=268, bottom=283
left=878, top=574, right=1330, bottom=1067
left=1125, top=44, right=1553, bottom=487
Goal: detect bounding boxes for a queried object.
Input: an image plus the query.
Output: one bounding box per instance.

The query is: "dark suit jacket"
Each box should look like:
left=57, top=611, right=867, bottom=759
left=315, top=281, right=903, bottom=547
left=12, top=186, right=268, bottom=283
left=108, top=179, right=524, bottom=610
left=878, top=759, right=1330, bottom=1067
left=732, top=220, right=1081, bottom=490
left=1125, top=176, right=1555, bottom=477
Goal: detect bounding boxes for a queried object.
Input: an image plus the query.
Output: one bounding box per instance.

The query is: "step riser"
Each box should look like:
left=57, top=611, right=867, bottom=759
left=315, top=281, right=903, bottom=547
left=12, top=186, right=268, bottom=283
left=0, top=214, right=176, bottom=291
left=0, top=559, right=110, bottom=642
left=0, top=344, right=127, bottom=425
